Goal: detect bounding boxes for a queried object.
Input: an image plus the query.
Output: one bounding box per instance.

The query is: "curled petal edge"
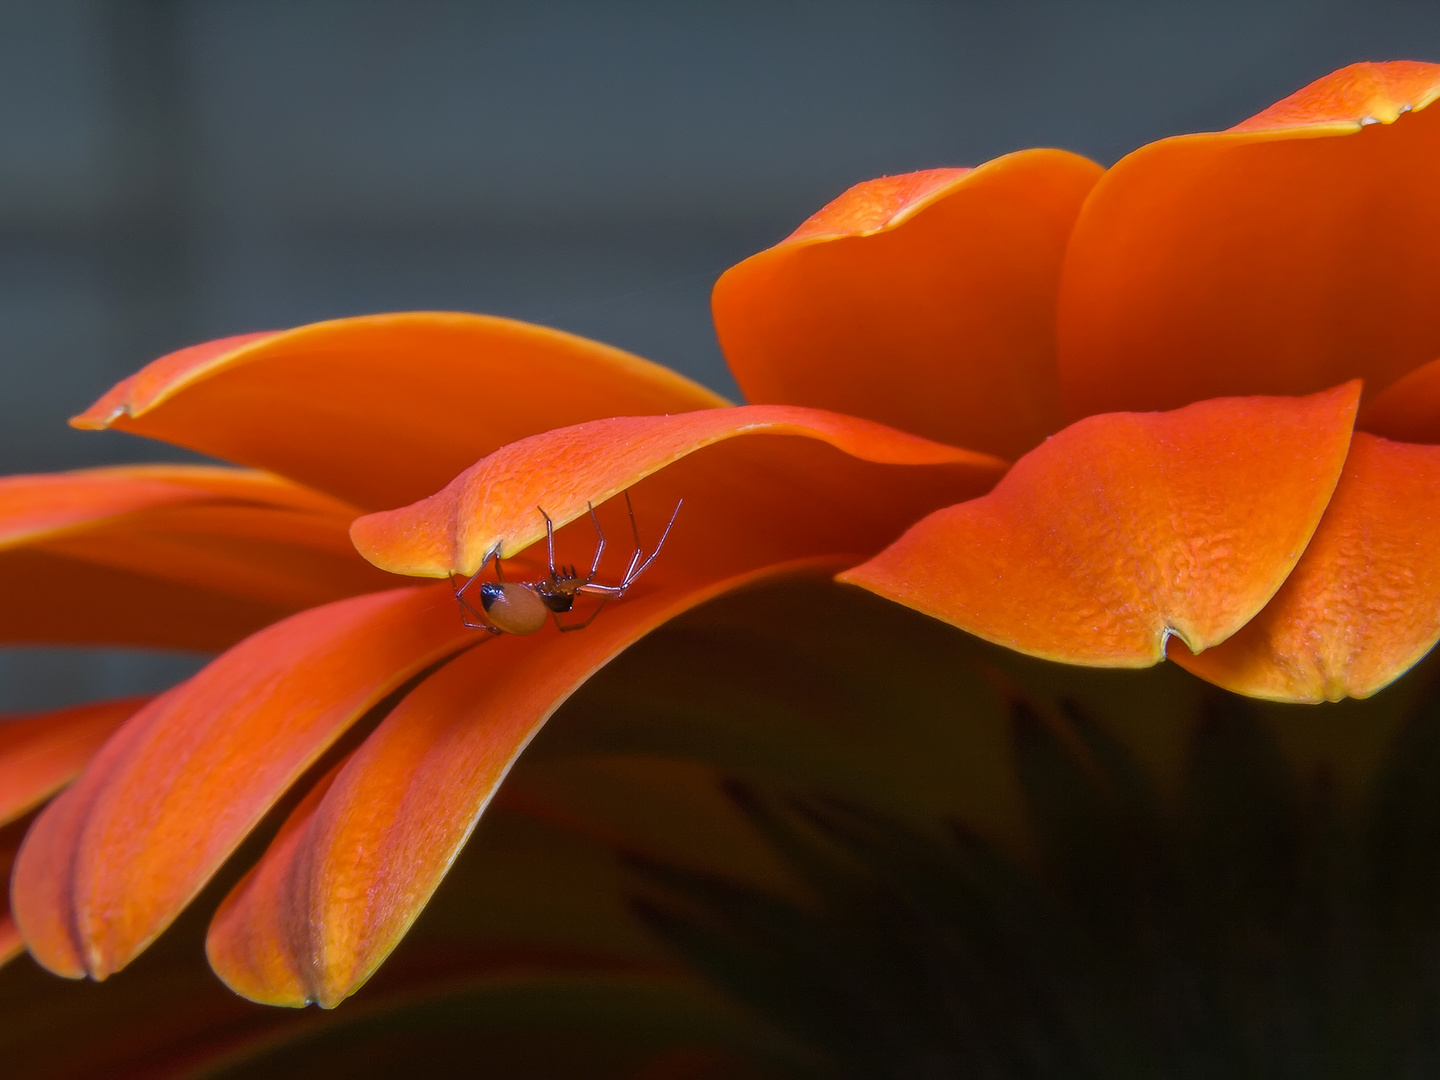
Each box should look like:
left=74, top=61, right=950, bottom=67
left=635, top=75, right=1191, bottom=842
left=351, top=405, right=1007, bottom=578
left=841, top=384, right=1360, bottom=668
left=1173, top=433, right=1440, bottom=702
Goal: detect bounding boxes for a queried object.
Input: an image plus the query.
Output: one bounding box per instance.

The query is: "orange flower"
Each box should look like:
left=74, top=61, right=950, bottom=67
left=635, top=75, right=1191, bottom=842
left=4, top=60, right=1440, bottom=1017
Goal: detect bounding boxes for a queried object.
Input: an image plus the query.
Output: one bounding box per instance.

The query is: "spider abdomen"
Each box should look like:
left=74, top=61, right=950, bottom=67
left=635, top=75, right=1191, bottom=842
left=478, top=582, right=549, bottom=635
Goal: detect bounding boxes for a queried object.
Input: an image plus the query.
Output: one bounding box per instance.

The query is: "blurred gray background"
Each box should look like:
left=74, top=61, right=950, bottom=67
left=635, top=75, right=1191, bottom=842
left=3, top=0, right=1439, bottom=710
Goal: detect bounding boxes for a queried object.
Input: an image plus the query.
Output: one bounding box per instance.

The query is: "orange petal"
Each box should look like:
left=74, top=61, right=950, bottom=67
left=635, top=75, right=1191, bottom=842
left=1230, top=61, right=1440, bottom=133
left=208, top=558, right=840, bottom=1007
left=0, top=698, right=147, bottom=826
left=10, top=585, right=474, bottom=980
left=841, top=384, right=1360, bottom=666
left=74, top=313, right=728, bottom=511
left=713, top=151, right=1104, bottom=460
left=0, top=820, right=23, bottom=969
left=351, top=404, right=1007, bottom=578
left=0, top=552, right=297, bottom=650
left=0, top=917, right=19, bottom=969
left=1173, top=433, right=1440, bottom=702
left=1357, top=355, right=1440, bottom=444
left=35, top=504, right=394, bottom=613
left=0, top=464, right=355, bottom=549
left=204, top=758, right=346, bottom=1005
left=0, top=466, right=392, bottom=649
left=1059, top=61, right=1440, bottom=420
left=9, top=698, right=166, bottom=978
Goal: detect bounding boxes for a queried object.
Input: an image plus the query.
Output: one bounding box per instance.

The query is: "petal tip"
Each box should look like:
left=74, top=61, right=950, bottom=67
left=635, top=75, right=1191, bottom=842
left=70, top=331, right=280, bottom=432
left=0, top=918, right=23, bottom=970
left=1229, top=60, right=1440, bottom=134
left=68, top=402, right=127, bottom=431
left=780, top=167, right=973, bottom=244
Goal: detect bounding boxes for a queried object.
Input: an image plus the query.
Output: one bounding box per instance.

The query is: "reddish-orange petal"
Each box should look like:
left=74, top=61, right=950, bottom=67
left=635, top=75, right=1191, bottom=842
left=208, top=558, right=841, bottom=1008
left=0, top=464, right=355, bottom=550
left=1, top=820, right=24, bottom=969
left=1059, top=61, right=1440, bottom=419
left=10, top=697, right=167, bottom=978
left=0, top=698, right=147, bottom=826
left=352, top=404, right=1007, bottom=578
left=0, top=466, right=393, bottom=649
left=10, top=585, right=474, bottom=980
left=841, top=384, right=1359, bottom=666
left=35, top=504, right=393, bottom=613
left=73, top=313, right=728, bottom=511
left=713, top=151, right=1104, bottom=460
left=1, top=553, right=298, bottom=651
left=1230, top=61, right=1440, bottom=133
left=1357, top=355, right=1440, bottom=444
left=204, top=759, right=346, bottom=1004
left=1172, top=433, right=1440, bottom=702
left=0, top=917, right=19, bottom=969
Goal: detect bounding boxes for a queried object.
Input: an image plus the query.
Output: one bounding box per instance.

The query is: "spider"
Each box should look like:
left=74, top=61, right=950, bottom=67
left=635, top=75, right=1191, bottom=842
left=449, top=491, right=681, bottom=635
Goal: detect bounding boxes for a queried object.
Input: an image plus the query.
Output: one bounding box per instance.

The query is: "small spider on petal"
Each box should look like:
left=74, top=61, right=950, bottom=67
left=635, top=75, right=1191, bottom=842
left=449, top=491, right=682, bottom=635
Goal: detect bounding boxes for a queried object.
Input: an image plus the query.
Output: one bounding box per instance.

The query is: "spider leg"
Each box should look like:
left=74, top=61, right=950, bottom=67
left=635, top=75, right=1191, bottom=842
left=449, top=545, right=504, bottom=633
left=451, top=589, right=501, bottom=633
left=615, top=489, right=643, bottom=580
left=572, top=497, right=683, bottom=599
left=554, top=595, right=612, bottom=632
left=547, top=496, right=683, bottom=624
left=620, top=498, right=682, bottom=587
left=539, top=506, right=558, bottom=578
left=450, top=543, right=502, bottom=603
left=575, top=581, right=628, bottom=597
left=584, top=501, right=606, bottom=581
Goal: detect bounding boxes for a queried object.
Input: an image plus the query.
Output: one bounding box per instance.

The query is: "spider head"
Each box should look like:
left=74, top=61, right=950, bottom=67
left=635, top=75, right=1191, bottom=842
left=535, top=572, right=582, bottom=613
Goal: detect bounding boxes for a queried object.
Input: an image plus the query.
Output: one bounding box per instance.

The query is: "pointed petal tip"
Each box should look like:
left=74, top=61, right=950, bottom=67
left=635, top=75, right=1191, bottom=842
left=70, top=332, right=280, bottom=430
left=780, top=167, right=973, bottom=243
left=0, top=916, right=22, bottom=969
left=69, top=313, right=729, bottom=511
left=67, top=405, right=125, bottom=432
left=1229, top=60, right=1440, bottom=134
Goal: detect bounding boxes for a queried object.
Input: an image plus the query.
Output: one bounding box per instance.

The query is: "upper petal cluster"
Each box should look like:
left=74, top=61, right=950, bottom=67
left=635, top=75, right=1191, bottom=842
left=714, top=60, right=1440, bottom=703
